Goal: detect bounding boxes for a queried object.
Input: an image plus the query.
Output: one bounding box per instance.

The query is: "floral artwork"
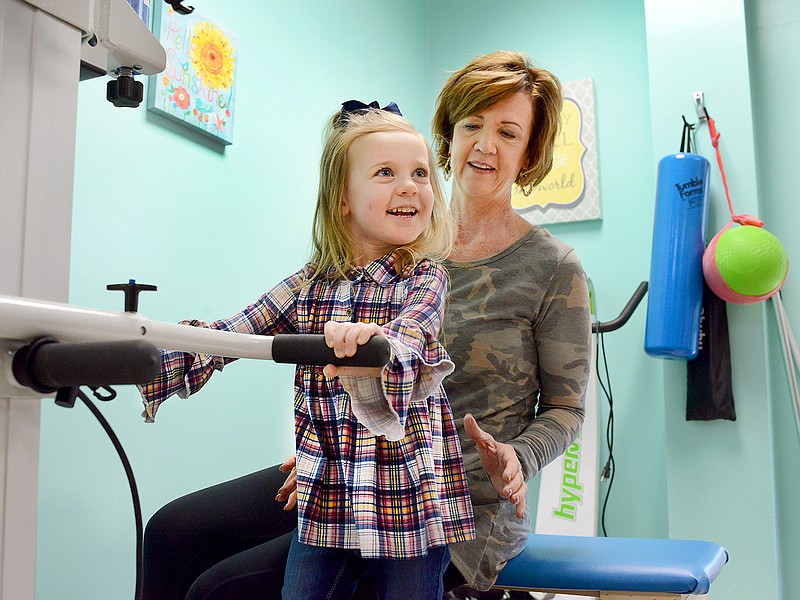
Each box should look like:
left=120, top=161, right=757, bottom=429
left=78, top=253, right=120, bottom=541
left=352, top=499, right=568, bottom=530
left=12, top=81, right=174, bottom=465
left=147, top=4, right=238, bottom=145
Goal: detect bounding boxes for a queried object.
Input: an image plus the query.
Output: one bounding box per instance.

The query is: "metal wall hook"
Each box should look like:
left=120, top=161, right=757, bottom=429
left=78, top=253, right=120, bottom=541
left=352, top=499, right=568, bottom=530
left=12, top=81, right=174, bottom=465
left=164, top=0, right=195, bottom=15
left=693, top=91, right=709, bottom=121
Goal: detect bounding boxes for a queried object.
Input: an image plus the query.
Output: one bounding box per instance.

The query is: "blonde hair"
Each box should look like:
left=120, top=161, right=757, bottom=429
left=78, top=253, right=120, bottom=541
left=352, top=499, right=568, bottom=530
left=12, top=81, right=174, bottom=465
left=432, top=50, right=563, bottom=192
left=311, top=108, right=453, bottom=280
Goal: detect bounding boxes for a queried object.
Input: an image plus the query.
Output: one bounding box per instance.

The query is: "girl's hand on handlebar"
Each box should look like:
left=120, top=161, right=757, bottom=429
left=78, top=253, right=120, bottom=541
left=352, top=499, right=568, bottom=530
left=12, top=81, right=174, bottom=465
left=322, top=321, right=387, bottom=379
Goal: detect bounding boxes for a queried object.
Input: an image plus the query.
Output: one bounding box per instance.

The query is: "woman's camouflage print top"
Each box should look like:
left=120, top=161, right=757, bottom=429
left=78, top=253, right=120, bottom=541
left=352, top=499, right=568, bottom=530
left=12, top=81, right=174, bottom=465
left=443, top=225, right=592, bottom=591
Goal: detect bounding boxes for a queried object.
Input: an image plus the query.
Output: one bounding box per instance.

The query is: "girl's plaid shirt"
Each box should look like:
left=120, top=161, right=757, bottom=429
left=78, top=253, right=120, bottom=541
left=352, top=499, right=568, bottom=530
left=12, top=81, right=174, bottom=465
left=140, top=253, right=475, bottom=558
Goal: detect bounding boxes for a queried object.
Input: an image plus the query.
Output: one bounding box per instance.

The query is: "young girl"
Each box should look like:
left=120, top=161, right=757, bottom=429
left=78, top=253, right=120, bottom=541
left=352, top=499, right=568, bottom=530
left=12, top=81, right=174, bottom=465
left=140, top=101, right=475, bottom=600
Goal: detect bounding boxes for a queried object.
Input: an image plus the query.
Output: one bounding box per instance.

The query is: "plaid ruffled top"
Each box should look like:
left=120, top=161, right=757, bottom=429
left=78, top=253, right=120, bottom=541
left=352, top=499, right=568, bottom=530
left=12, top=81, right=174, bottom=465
left=139, top=253, right=475, bottom=558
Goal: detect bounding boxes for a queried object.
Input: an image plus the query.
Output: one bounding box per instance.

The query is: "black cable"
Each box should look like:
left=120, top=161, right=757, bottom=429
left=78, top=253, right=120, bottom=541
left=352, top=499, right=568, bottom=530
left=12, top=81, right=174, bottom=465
left=77, top=389, right=144, bottom=600
left=596, top=330, right=615, bottom=537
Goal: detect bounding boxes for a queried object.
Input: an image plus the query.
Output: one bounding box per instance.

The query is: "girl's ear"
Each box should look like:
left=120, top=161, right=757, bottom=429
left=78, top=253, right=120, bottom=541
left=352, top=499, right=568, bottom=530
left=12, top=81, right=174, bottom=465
left=341, top=198, right=350, bottom=217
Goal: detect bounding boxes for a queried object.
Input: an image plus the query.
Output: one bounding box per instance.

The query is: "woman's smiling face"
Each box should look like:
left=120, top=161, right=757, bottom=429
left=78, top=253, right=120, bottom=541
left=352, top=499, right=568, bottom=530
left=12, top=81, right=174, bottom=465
left=450, top=92, right=534, bottom=204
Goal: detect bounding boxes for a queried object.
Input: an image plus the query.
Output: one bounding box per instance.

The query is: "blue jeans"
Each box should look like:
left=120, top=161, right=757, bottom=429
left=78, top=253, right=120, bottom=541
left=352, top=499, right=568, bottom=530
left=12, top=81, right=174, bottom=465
left=282, top=529, right=451, bottom=600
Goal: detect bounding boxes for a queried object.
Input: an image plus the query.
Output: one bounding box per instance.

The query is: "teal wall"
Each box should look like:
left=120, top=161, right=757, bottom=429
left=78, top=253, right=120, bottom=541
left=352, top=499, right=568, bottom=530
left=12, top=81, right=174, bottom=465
left=746, top=0, right=800, bottom=595
left=33, top=1, right=800, bottom=599
left=644, top=1, right=779, bottom=597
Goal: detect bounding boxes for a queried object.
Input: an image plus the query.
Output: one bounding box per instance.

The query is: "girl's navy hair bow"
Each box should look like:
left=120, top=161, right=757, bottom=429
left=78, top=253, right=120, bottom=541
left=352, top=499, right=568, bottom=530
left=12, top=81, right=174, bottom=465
left=338, top=100, right=403, bottom=123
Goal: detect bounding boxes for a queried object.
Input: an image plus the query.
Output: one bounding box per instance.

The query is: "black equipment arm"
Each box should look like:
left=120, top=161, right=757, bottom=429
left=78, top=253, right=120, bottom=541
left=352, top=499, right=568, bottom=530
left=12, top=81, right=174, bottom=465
left=592, top=281, right=649, bottom=334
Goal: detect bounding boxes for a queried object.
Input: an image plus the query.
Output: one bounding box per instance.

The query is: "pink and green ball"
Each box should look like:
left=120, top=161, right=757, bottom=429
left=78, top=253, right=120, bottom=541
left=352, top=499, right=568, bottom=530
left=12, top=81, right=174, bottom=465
left=703, top=225, right=789, bottom=304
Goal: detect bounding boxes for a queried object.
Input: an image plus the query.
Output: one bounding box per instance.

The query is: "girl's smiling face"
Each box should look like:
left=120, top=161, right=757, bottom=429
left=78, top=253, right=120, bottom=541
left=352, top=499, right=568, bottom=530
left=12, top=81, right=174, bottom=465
left=450, top=92, right=533, bottom=204
left=343, top=130, right=435, bottom=265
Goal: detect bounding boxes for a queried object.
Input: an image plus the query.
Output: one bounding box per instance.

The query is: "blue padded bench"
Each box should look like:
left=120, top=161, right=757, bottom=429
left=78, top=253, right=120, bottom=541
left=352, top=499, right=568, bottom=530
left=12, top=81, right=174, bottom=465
left=493, top=534, right=729, bottom=599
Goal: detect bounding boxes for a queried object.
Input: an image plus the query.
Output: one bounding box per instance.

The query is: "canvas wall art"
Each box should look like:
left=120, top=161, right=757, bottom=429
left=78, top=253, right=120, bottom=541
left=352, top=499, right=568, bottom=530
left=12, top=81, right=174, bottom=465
left=512, top=78, right=601, bottom=225
left=147, top=4, right=238, bottom=145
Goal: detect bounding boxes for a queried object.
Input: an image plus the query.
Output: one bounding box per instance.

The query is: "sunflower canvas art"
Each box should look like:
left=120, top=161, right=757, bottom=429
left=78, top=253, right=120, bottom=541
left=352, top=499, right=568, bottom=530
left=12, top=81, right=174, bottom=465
left=147, top=4, right=238, bottom=145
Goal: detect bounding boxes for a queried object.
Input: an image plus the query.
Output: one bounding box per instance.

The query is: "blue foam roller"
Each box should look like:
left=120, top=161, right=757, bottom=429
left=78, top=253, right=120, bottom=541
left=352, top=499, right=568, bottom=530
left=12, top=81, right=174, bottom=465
left=645, top=153, right=710, bottom=360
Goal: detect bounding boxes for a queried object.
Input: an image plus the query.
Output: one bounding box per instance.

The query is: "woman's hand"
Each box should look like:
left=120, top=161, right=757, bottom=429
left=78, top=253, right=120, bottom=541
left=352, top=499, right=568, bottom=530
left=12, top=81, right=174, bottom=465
left=464, top=413, right=527, bottom=520
left=322, top=321, right=387, bottom=379
left=275, top=454, right=297, bottom=511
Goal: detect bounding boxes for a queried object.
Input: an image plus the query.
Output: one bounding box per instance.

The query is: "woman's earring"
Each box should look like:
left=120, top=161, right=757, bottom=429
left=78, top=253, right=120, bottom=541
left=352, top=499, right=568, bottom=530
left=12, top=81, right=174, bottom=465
left=444, top=155, right=452, bottom=180
left=518, top=167, right=534, bottom=196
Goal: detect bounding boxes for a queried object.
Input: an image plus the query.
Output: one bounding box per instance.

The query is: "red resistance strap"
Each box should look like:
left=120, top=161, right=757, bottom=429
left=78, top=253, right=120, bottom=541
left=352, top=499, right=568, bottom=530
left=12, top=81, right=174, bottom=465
left=705, top=115, right=763, bottom=228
